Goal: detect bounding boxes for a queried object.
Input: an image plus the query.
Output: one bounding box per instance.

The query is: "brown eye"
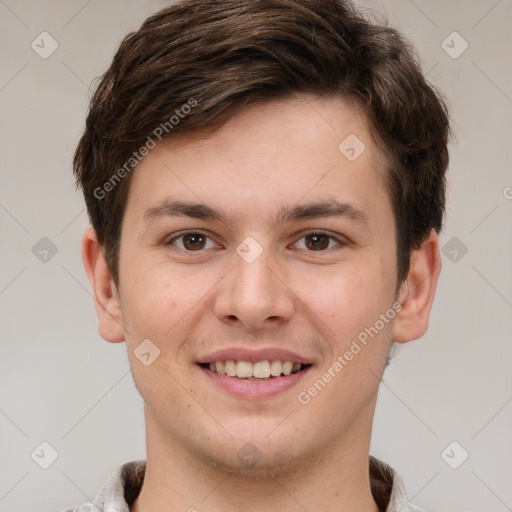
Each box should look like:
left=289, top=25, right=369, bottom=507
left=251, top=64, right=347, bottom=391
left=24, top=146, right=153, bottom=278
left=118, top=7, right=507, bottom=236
left=182, top=233, right=206, bottom=250
left=304, top=234, right=330, bottom=250
left=168, top=232, right=217, bottom=251
left=292, top=231, right=346, bottom=252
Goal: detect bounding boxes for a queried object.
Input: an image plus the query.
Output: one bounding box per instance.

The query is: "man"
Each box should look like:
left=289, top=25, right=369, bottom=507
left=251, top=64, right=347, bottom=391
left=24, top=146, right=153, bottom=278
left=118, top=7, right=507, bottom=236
left=68, top=0, right=450, bottom=510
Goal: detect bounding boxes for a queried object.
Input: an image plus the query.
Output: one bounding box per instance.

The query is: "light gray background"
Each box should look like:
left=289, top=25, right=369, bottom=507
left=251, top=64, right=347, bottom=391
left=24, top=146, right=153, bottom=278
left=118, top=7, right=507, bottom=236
left=1, top=1, right=511, bottom=511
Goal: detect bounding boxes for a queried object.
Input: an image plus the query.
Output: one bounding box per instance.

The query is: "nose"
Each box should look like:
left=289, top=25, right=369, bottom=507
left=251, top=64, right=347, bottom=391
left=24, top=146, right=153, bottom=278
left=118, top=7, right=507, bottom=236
left=213, top=244, right=295, bottom=330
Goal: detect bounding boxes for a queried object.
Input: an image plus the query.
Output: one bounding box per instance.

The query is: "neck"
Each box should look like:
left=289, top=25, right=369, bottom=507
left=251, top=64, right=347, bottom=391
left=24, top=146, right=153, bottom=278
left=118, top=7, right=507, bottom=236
left=132, top=403, right=380, bottom=512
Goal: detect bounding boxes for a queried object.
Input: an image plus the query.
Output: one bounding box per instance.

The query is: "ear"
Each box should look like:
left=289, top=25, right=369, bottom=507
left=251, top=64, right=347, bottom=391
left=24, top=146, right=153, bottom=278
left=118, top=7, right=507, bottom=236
left=81, top=227, right=125, bottom=343
left=392, top=229, right=442, bottom=344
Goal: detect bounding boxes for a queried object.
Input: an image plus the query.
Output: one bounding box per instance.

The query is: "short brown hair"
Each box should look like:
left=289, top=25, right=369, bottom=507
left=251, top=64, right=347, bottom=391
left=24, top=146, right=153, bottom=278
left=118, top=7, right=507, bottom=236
left=74, top=0, right=450, bottom=286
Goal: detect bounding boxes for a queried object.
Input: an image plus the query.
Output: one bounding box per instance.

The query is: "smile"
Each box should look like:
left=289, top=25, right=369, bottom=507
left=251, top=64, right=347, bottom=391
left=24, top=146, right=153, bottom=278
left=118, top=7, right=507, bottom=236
left=197, top=357, right=312, bottom=399
left=199, top=360, right=309, bottom=380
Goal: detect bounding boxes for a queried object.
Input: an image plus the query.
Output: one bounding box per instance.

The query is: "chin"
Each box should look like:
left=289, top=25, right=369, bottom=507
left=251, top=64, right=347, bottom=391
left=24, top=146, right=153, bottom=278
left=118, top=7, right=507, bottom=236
left=201, top=445, right=310, bottom=479
left=193, top=427, right=315, bottom=478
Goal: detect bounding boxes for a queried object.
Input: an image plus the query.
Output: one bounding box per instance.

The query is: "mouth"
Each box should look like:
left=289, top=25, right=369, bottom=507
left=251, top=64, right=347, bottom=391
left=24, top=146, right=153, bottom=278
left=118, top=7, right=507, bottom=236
left=196, top=348, right=314, bottom=398
left=198, top=360, right=311, bottom=380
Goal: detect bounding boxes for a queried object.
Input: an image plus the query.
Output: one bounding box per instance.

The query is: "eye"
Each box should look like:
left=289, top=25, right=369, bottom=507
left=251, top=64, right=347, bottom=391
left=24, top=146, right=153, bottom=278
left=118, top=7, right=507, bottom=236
left=167, top=231, right=219, bottom=251
left=293, top=231, right=346, bottom=251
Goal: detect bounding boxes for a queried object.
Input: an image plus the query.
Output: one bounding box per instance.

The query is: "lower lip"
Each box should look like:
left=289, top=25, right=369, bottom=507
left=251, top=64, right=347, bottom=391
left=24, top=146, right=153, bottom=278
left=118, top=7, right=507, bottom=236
left=198, top=365, right=311, bottom=399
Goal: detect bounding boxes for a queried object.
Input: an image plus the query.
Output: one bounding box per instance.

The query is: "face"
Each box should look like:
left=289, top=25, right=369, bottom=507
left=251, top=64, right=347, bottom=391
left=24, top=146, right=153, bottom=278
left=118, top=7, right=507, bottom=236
left=108, top=94, right=404, bottom=471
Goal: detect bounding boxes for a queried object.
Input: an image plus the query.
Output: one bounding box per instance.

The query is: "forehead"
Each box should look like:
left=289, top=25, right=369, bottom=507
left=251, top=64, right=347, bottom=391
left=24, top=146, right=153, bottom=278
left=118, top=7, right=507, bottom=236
left=123, top=94, right=391, bottom=228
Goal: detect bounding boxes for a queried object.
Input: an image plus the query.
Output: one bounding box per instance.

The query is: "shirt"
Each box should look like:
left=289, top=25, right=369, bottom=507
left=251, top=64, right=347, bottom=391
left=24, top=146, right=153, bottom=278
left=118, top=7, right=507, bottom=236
left=64, top=456, right=423, bottom=512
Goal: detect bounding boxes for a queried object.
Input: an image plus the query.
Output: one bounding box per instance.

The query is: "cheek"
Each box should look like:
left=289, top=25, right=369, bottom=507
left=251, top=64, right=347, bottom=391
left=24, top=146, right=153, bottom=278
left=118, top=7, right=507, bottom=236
left=119, top=262, right=200, bottom=406
left=119, top=258, right=222, bottom=346
left=123, top=283, right=180, bottom=347
left=295, top=266, right=395, bottom=417
left=295, top=262, right=392, bottom=348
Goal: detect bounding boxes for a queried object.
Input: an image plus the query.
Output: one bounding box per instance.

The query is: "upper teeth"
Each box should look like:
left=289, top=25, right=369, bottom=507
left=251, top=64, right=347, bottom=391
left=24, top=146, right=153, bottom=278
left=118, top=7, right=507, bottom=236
left=208, top=360, right=302, bottom=379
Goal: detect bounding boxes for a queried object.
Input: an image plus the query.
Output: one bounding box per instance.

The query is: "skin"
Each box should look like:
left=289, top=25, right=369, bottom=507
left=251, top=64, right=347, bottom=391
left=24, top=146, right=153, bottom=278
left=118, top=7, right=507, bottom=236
left=83, top=93, right=441, bottom=512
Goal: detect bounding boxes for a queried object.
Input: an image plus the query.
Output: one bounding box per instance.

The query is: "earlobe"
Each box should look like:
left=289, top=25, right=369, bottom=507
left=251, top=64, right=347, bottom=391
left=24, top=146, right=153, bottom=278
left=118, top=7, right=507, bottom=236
left=81, top=227, right=125, bottom=343
left=392, top=230, right=442, bottom=344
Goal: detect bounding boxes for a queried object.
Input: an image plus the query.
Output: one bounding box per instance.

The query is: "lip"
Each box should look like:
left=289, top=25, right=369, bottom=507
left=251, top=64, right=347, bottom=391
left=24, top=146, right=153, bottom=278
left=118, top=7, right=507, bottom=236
left=197, top=347, right=313, bottom=365
left=198, top=363, right=312, bottom=399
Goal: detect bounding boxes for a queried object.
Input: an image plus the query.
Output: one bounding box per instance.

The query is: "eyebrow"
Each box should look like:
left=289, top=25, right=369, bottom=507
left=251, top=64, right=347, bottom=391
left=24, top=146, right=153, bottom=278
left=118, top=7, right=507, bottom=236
left=277, top=200, right=369, bottom=226
left=143, top=199, right=369, bottom=227
left=144, top=200, right=229, bottom=224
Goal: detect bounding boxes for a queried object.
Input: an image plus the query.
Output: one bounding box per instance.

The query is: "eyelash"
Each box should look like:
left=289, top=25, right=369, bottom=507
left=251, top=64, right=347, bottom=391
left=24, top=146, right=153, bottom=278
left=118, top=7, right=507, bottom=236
left=165, top=230, right=348, bottom=252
